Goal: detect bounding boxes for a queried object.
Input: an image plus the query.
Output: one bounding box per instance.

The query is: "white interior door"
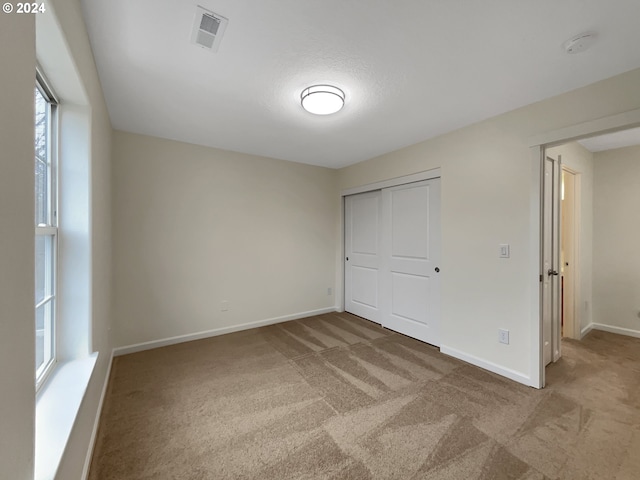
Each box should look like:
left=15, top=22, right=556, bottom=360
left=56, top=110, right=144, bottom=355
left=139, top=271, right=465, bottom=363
left=381, top=179, right=441, bottom=346
left=542, top=155, right=562, bottom=366
left=345, top=191, right=382, bottom=322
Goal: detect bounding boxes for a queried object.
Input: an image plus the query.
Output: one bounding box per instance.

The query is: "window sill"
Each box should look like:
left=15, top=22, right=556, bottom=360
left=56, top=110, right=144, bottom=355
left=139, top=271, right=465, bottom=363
left=35, top=353, right=98, bottom=480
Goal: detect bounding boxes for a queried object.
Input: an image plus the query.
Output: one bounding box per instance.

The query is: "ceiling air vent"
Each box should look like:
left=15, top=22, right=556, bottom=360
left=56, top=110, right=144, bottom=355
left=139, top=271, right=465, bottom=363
left=191, top=6, right=228, bottom=52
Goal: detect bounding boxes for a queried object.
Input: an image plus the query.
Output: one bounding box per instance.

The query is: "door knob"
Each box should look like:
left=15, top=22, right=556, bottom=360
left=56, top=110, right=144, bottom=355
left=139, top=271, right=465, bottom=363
left=435, top=267, right=440, bottom=273
left=346, top=257, right=349, bottom=261
left=547, top=269, right=559, bottom=276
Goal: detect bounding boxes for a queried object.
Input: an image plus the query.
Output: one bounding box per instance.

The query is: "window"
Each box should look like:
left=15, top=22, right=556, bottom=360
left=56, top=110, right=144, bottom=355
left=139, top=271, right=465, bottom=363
left=35, top=73, right=58, bottom=387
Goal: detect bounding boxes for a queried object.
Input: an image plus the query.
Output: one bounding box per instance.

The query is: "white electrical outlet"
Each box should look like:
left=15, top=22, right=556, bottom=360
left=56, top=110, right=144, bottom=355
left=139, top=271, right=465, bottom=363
left=221, top=301, right=229, bottom=312
left=499, top=244, right=510, bottom=258
left=498, top=328, right=509, bottom=344
left=327, top=287, right=332, bottom=296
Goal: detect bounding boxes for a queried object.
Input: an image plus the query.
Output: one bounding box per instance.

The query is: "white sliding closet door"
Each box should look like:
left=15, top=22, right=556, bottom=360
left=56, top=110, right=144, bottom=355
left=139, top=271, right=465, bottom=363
left=345, top=178, right=441, bottom=346
left=381, top=179, right=441, bottom=346
left=345, top=191, right=383, bottom=322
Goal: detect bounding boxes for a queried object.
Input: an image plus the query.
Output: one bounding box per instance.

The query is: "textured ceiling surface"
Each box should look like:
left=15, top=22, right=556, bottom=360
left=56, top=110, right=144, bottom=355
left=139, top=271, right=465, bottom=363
left=81, top=0, right=640, bottom=168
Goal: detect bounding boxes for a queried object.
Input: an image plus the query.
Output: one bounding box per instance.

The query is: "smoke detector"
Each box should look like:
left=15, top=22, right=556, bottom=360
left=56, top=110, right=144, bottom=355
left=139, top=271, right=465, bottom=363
left=563, top=33, right=596, bottom=54
left=191, top=6, right=228, bottom=52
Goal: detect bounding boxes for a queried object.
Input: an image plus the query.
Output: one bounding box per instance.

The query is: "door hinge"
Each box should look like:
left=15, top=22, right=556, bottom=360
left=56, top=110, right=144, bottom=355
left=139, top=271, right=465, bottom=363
left=539, top=274, right=543, bottom=282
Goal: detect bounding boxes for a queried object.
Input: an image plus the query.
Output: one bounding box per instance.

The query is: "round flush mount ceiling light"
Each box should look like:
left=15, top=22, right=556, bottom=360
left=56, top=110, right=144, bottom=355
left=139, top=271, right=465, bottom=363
left=301, top=85, right=345, bottom=115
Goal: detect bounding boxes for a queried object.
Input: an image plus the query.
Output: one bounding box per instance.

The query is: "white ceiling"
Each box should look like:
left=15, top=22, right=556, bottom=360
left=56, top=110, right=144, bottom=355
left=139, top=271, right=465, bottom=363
left=578, top=126, right=640, bottom=152
left=81, top=0, right=640, bottom=168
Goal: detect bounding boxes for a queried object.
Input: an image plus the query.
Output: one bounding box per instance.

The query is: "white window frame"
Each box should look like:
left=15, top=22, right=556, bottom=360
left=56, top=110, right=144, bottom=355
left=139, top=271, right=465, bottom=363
left=35, top=70, right=59, bottom=390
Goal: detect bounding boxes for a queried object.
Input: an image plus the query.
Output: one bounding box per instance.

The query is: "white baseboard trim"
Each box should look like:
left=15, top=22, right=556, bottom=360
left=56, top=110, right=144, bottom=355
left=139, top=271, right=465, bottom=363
left=113, top=307, right=339, bottom=357
left=81, top=349, right=114, bottom=480
left=584, top=323, right=640, bottom=339
left=440, top=344, right=531, bottom=387
left=580, top=323, right=595, bottom=338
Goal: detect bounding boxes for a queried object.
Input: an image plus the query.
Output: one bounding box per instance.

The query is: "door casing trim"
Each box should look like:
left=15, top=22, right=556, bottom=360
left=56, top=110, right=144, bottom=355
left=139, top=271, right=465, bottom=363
left=341, top=168, right=441, bottom=197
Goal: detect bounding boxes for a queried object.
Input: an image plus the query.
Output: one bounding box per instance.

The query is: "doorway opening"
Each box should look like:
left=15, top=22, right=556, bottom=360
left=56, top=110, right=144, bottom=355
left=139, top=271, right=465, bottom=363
left=536, top=115, right=640, bottom=387
left=560, top=168, right=578, bottom=340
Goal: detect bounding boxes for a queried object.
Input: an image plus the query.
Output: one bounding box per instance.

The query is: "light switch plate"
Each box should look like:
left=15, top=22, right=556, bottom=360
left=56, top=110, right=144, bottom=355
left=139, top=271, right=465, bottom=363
left=499, top=244, right=510, bottom=258
left=498, top=328, right=510, bottom=344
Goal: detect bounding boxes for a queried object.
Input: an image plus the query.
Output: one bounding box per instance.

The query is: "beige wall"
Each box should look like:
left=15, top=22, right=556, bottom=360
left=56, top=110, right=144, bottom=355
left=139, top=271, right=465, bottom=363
left=338, top=68, right=640, bottom=382
left=593, top=145, right=640, bottom=334
left=546, top=142, right=594, bottom=335
left=112, top=131, right=339, bottom=347
left=0, top=13, right=36, bottom=480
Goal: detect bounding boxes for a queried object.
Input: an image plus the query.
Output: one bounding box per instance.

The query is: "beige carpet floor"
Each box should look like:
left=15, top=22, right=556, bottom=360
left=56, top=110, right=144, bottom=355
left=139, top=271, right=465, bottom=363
left=89, top=312, right=640, bottom=479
